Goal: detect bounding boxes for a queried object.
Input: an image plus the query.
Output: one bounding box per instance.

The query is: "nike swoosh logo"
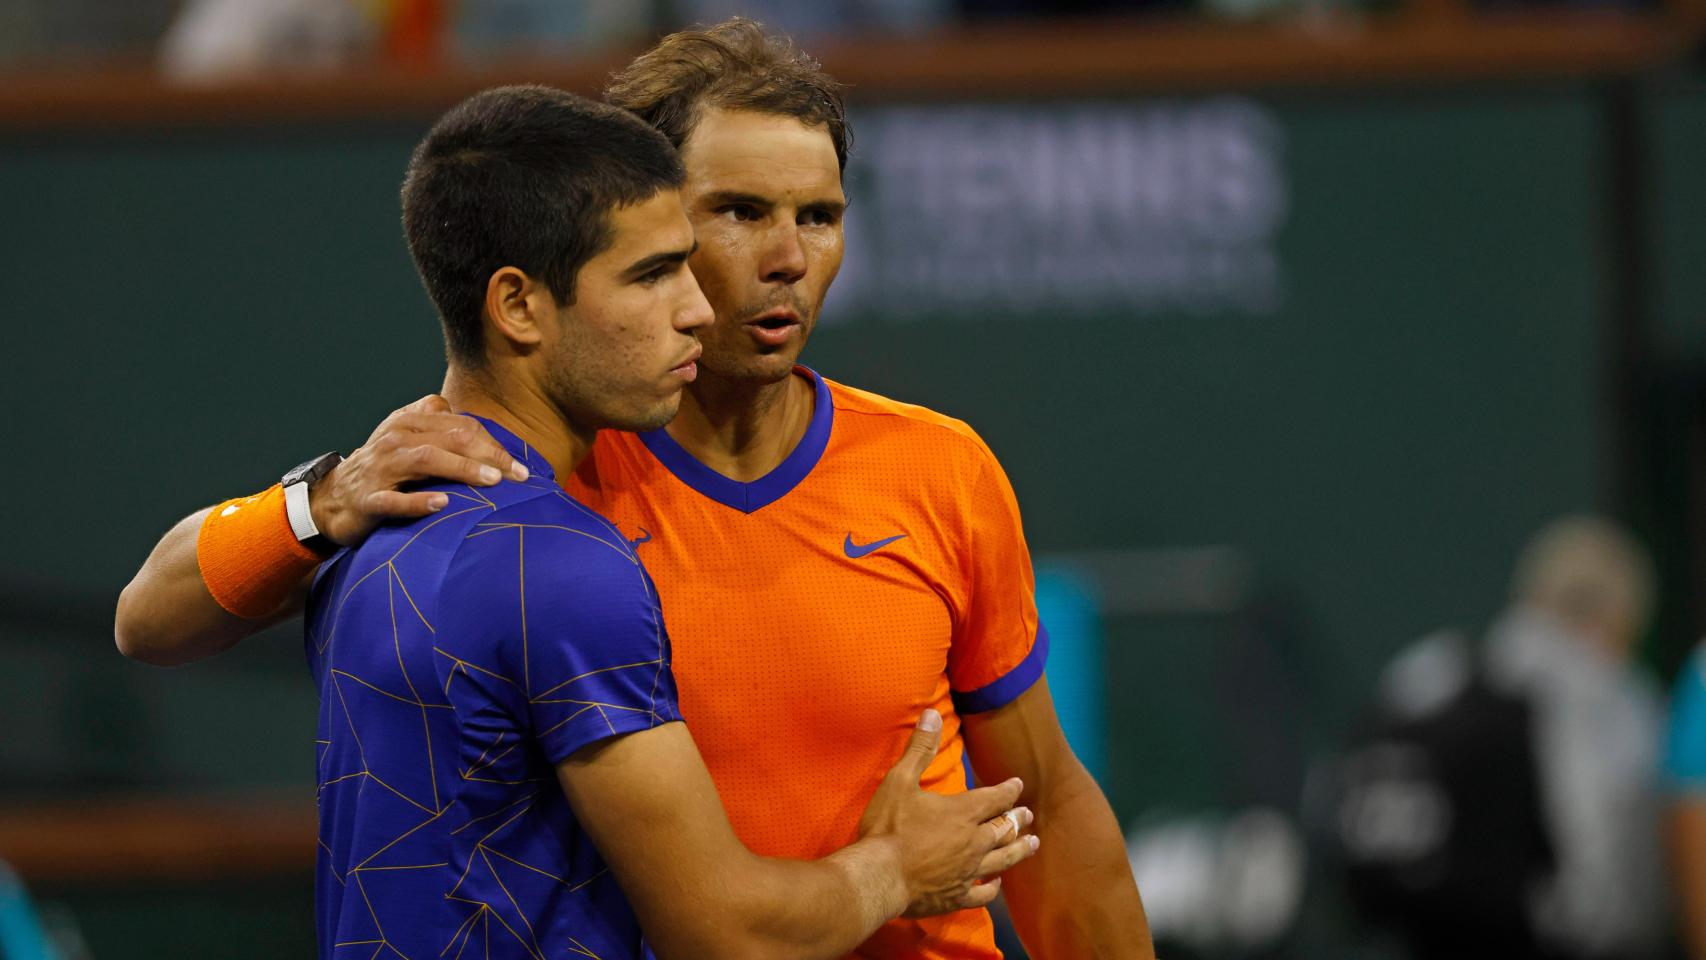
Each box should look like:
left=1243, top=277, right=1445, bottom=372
left=628, top=528, right=652, bottom=548
left=844, top=533, right=906, bottom=559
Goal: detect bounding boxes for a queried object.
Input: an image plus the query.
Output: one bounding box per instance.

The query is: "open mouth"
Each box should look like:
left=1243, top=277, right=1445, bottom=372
left=746, top=309, right=802, bottom=347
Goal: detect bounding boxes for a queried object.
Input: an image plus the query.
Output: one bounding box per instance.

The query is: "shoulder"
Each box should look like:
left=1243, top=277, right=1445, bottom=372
left=433, top=482, right=658, bottom=645
left=306, top=481, right=575, bottom=638
left=445, top=479, right=640, bottom=579
left=324, top=474, right=637, bottom=589
left=825, top=377, right=1002, bottom=473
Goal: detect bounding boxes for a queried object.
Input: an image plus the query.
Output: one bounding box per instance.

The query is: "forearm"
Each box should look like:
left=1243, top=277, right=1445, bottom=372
left=698, top=838, right=908, bottom=960
left=1001, top=760, right=1152, bottom=959
left=630, top=835, right=905, bottom=960
left=114, top=505, right=305, bottom=666
left=565, top=724, right=932, bottom=960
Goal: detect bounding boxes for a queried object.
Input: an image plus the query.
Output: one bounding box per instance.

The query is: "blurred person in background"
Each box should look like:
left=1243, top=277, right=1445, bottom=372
left=115, top=17, right=1151, bottom=960
left=1336, top=515, right=1665, bottom=960
left=159, top=0, right=373, bottom=81
left=159, top=0, right=659, bottom=81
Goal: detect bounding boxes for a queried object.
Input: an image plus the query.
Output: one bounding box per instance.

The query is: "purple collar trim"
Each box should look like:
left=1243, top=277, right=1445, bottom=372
left=637, top=366, right=834, bottom=514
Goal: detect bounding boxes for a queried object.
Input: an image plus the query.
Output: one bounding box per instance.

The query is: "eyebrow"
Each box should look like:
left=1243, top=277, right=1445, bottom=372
left=703, top=190, right=847, bottom=217
left=622, top=240, right=698, bottom=279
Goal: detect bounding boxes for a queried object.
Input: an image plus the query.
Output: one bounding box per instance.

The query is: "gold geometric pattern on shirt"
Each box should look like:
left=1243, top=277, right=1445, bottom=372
left=314, top=478, right=668, bottom=959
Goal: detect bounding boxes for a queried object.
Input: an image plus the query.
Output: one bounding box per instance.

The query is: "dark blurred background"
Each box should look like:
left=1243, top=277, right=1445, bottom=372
left=2, top=0, right=1705, bottom=958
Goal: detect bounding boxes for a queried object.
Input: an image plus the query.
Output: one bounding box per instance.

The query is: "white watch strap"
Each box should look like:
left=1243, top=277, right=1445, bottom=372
left=283, top=478, right=321, bottom=544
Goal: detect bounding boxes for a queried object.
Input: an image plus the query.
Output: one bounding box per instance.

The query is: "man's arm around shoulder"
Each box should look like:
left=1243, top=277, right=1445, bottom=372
left=115, top=502, right=308, bottom=665
left=114, top=396, right=525, bottom=665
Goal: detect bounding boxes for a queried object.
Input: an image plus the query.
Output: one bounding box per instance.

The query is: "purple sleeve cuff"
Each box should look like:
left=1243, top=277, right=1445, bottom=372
left=951, top=621, right=1050, bottom=715
left=539, top=710, right=679, bottom=766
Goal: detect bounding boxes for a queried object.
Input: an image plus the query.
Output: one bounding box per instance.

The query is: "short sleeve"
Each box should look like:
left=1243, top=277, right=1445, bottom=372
left=946, top=438, right=1048, bottom=715
left=437, top=513, right=682, bottom=765
left=1667, top=648, right=1706, bottom=793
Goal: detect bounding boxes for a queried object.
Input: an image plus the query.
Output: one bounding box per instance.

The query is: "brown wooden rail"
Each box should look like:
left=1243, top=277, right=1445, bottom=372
left=0, top=9, right=1698, bottom=130
left=0, top=794, right=315, bottom=884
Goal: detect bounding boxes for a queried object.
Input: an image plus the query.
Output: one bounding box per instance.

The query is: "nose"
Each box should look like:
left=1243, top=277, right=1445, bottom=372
left=677, top=266, right=714, bottom=333
left=761, top=222, right=808, bottom=285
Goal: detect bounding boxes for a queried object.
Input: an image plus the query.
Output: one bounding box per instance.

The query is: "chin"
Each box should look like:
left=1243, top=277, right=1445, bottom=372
left=619, top=398, right=679, bottom=434
left=711, top=352, right=801, bottom=384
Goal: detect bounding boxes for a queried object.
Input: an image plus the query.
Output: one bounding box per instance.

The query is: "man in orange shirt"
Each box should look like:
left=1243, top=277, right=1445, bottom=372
left=116, top=19, right=1151, bottom=959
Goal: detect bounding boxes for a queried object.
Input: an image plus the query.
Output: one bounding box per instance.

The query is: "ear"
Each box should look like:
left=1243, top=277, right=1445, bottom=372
left=483, top=266, right=557, bottom=354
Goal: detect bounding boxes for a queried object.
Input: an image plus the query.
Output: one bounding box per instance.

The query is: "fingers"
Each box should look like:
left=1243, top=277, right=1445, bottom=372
left=957, top=776, right=1025, bottom=824
left=889, top=709, right=943, bottom=785
left=362, top=489, right=453, bottom=520
left=367, top=403, right=528, bottom=484
left=985, top=806, right=1033, bottom=846
left=975, top=832, right=1040, bottom=881
left=957, top=877, right=1002, bottom=911
left=392, top=443, right=515, bottom=488
left=371, top=428, right=527, bottom=485
left=425, top=425, right=530, bottom=483
left=406, top=421, right=528, bottom=483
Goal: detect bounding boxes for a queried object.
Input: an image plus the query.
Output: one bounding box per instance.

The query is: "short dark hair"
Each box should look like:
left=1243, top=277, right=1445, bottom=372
left=401, top=84, right=685, bottom=366
left=604, top=18, right=851, bottom=172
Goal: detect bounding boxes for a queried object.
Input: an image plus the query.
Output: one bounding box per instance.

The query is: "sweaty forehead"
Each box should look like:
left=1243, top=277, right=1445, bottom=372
left=679, top=107, right=843, bottom=203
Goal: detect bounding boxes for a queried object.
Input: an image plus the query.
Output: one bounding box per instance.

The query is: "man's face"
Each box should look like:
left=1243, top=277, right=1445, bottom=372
left=677, top=108, right=845, bottom=385
left=543, top=189, right=711, bottom=433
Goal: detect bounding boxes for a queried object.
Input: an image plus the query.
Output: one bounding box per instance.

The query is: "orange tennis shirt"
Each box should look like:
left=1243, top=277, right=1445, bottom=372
left=566, top=366, right=1047, bottom=959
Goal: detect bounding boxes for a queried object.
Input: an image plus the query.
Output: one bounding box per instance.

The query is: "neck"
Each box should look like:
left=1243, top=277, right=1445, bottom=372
left=666, top=367, right=813, bottom=482
left=441, top=365, right=593, bottom=479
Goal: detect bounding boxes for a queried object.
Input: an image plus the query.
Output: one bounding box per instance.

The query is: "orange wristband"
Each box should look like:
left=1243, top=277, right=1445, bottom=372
left=196, top=484, right=323, bottom=619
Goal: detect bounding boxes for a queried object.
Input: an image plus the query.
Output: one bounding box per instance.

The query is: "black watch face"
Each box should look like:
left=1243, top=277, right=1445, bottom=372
left=284, top=452, right=341, bottom=487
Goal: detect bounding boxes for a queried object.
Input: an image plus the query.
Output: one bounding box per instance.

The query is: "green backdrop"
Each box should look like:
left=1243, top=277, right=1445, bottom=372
left=1, top=75, right=1688, bottom=956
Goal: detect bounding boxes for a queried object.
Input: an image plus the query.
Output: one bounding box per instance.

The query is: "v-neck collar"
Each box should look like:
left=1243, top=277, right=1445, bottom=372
left=637, top=366, right=833, bottom=514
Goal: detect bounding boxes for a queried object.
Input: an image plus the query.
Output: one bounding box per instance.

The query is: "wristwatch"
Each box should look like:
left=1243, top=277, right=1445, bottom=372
left=282, top=451, right=344, bottom=556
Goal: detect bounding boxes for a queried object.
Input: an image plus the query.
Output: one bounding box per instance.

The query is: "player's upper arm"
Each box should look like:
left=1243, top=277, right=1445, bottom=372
left=961, top=674, right=1078, bottom=786
left=556, top=721, right=774, bottom=959
left=434, top=503, right=683, bottom=763
left=944, top=434, right=1048, bottom=715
